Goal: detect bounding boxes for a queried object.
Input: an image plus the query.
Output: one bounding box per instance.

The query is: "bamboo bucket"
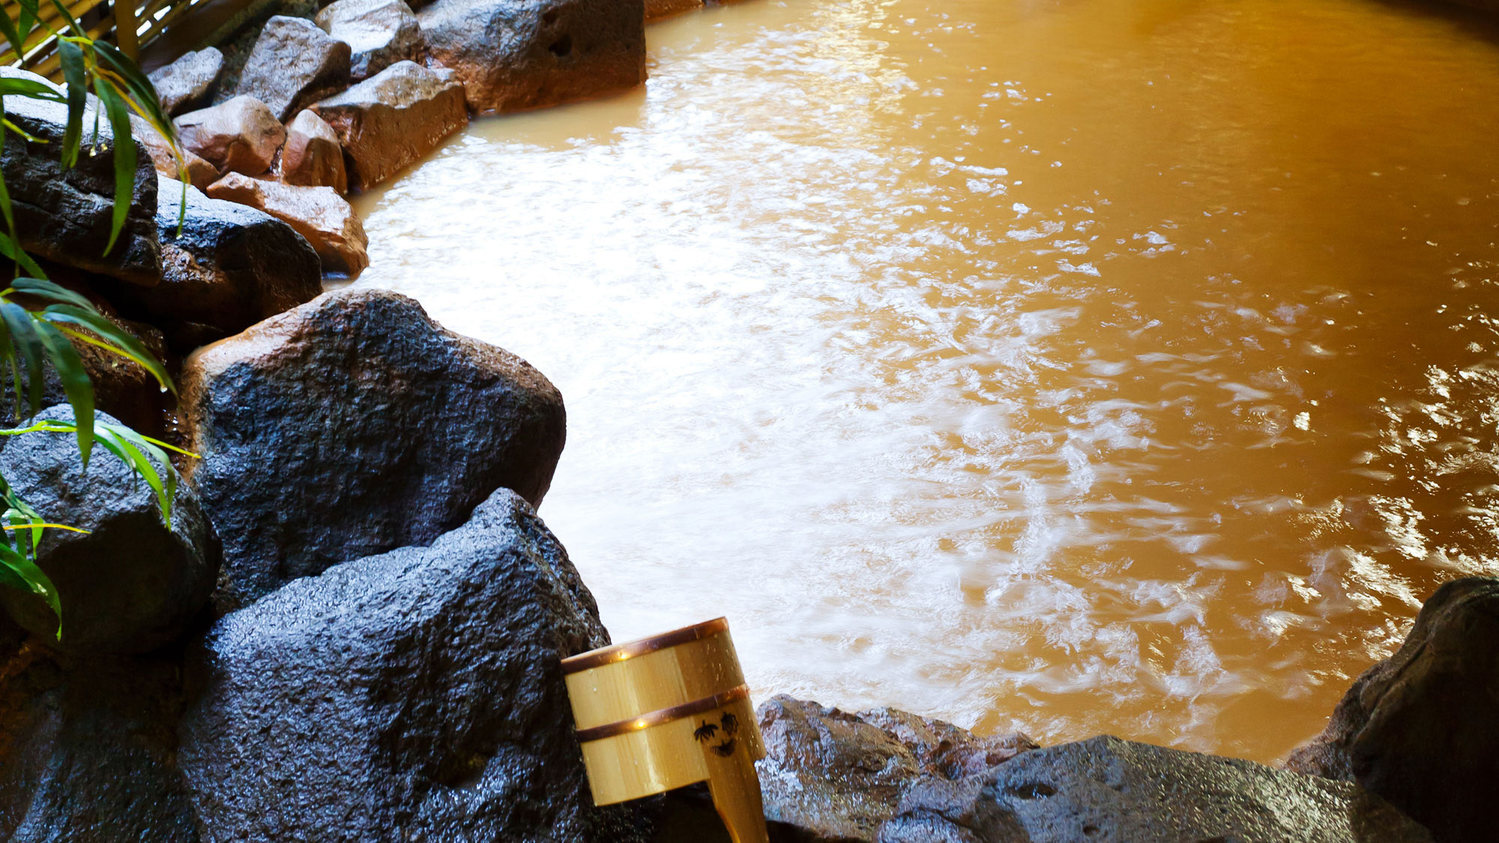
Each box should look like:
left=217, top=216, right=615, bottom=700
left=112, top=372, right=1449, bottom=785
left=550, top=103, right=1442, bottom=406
left=561, top=617, right=768, bottom=843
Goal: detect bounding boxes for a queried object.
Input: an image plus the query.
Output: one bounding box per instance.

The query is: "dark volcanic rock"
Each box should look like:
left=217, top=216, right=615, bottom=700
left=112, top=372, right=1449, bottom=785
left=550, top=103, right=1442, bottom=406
left=310, top=60, right=467, bottom=189
left=280, top=109, right=348, bottom=193
left=757, top=696, right=1036, bottom=842
left=0, top=94, right=160, bottom=286
left=879, top=735, right=1431, bottom=843
left=147, top=47, right=224, bottom=117
left=417, top=0, right=646, bottom=115
left=1286, top=576, right=1499, bottom=843
left=206, top=172, right=369, bottom=277
left=179, top=288, right=566, bottom=605
left=113, top=176, right=322, bottom=352
left=174, top=95, right=287, bottom=177
left=178, top=488, right=647, bottom=842
left=0, top=406, right=219, bottom=654
left=316, top=0, right=426, bottom=80
left=0, top=646, right=199, bottom=842
left=233, top=15, right=353, bottom=122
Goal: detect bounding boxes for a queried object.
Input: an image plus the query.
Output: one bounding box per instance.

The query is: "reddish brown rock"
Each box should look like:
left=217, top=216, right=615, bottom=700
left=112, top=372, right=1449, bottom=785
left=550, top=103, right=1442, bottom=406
left=207, top=173, right=369, bottom=277
left=174, top=96, right=286, bottom=177
left=310, top=60, right=467, bottom=190
left=130, top=114, right=218, bottom=191
left=315, top=0, right=425, bottom=81
left=280, top=109, right=348, bottom=194
left=417, top=0, right=645, bottom=115
left=646, top=0, right=701, bottom=22
left=147, top=47, right=223, bottom=116
left=1286, top=576, right=1499, bottom=843
left=233, top=16, right=353, bottom=122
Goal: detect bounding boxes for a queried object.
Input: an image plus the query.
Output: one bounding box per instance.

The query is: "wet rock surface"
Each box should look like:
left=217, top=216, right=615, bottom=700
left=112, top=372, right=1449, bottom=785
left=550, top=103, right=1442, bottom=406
left=417, top=0, right=646, bottom=114
left=280, top=109, right=348, bottom=193
left=756, top=696, right=1037, bottom=842
left=646, top=0, right=703, bottom=21
left=130, top=113, right=219, bottom=190
left=174, top=96, right=287, bottom=177
left=1286, top=576, right=1499, bottom=843
left=114, top=177, right=322, bottom=352
left=878, top=735, right=1431, bottom=842
left=179, top=288, right=566, bottom=606
left=232, top=15, right=352, bottom=122
left=0, top=406, right=219, bottom=654
left=0, top=647, right=200, bottom=843
left=206, top=173, right=369, bottom=276
left=178, top=487, right=648, bottom=842
left=0, top=95, right=160, bottom=286
left=311, top=60, right=468, bottom=189
left=148, top=47, right=224, bottom=117
left=316, top=0, right=426, bottom=80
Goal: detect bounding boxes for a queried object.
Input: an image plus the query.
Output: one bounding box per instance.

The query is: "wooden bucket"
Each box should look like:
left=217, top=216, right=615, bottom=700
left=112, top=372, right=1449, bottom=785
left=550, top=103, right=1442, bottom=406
left=562, top=617, right=768, bottom=843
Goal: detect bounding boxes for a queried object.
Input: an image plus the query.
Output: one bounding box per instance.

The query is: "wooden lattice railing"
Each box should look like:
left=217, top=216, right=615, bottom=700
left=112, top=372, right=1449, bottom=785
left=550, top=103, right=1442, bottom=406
left=2, top=0, right=231, bottom=78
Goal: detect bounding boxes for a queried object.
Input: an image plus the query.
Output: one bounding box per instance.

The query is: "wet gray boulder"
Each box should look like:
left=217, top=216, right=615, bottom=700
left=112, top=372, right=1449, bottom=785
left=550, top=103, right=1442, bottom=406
left=417, top=0, right=646, bottom=115
left=179, top=288, right=566, bottom=606
left=0, top=649, right=199, bottom=842
left=1286, top=577, right=1499, bottom=843
left=756, top=696, right=1037, bottom=842
left=310, top=60, right=468, bottom=190
left=233, top=16, right=352, bottom=122
left=178, top=488, right=647, bottom=842
left=316, top=0, right=426, bottom=80
left=147, top=47, right=224, bottom=117
left=0, top=93, right=160, bottom=286
left=879, top=735, right=1431, bottom=842
left=112, top=176, right=323, bottom=352
left=0, top=406, right=219, bottom=654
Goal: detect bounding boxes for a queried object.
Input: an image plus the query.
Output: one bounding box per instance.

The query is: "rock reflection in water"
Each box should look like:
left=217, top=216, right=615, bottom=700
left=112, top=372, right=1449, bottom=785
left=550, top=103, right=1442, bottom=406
left=352, top=0, right=1499, bottom=762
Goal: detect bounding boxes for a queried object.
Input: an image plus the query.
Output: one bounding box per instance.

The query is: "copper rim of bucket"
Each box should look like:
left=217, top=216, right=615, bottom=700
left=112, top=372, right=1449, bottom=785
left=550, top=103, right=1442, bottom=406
left=560, top=616, right=731, bottom=675
left=574, top=684, right=750, bottom=744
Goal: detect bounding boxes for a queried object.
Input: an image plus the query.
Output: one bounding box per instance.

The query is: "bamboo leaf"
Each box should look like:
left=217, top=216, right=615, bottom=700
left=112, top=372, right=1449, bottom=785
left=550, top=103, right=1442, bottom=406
left=49, top=313, right=173, bottom=393
left=0, top=231, right=47, bottom=279
left=0, top=543, right=60, bottom=635
left=16, top=0, right=39, bottom=44
left=90, top=81, right=137, bottom=257
left=48, top=0, right=84, bottom=38
left=0, top=10, right=26, bottom=63
left=58, top=40, right=85, bottom=170
left=0, top=301, right=45, bottom=416
left=31, top=318, right=92, bottom=465
left=93, top=45, right=176, bottom=148
left=8, top=276, right=91, bottom=309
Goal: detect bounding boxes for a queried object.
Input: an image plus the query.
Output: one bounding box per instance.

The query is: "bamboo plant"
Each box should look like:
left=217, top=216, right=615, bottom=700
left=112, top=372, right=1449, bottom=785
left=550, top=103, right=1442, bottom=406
left=0, top=0, right=191, bottom=637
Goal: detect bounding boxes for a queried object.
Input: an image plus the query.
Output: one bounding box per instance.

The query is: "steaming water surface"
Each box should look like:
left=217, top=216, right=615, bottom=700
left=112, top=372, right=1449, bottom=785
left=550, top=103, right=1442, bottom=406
left=352, top=0, right=1499, bottom=762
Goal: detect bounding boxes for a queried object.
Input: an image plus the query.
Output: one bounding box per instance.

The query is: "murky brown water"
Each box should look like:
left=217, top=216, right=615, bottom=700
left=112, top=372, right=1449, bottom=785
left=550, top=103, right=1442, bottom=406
left=351, top=0, right=1499, bottom=762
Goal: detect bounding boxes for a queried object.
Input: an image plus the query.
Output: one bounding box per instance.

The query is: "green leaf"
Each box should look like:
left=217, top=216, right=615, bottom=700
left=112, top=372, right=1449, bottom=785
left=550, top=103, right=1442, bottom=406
left=31, top=318, right=93, bottom=465
left=16, top=0, right=39, bottom=45
left=0, top=543, right=60, bottom=636
left=94, top=424, right=173, bottom=527
left=0, top=10, right=27, bottom=64
left=58, top=40, right=85, bottom=170
left=0, top=78, right=64, bottom=101
left=94, top=44, right=177, bottom=148
left=91, top=81, right=137, bottom=257
left=0, top=106, right=12, bottom=243
left=48, top=0, right=84, bottom=38
left=0, top=301, right=45, bottom=416
left=47, top=309, right=173, bottom=393
left=8, top=276, right=91, bottom=309
left=0, top=230, right=47, bottom=279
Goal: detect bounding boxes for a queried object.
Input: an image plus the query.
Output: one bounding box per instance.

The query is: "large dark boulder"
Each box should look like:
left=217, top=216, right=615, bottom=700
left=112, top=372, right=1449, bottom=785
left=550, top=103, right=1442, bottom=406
left=316, top=0, right=426, bottom=80
left=113, top=176, right=323, bottom=352
left=147, top=47, right=224, bottom=117
left=1286, top=577, right=1499, bottom=843
left=0, top=406, right=219, bottom=654
left=0, top=91, right=160, bottom=286
left=0, top=647, right=199, bottom=842
left=880, top=735, right=1430, bottom=842
left=417, top=0, right=646, bottom=115
left=233, top=15, right=353, bottom=122
left=178, top=487, right=648, bottom=841
left=310, top=60, right=468, bottom=190
left=179, top=288, right=566, bottom=605
left=756, top=696, right=1036, bottom=842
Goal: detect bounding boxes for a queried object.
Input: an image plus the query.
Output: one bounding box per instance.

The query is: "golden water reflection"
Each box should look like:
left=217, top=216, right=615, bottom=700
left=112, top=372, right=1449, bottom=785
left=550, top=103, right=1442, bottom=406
left=352, top=0, right=1499, bottom=762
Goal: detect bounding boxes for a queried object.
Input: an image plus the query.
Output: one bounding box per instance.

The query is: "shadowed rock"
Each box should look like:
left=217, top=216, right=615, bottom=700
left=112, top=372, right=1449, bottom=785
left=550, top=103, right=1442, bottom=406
left=206, top=173, right=368, bottom=276
left=417, top=0, right=646, bottom=115
left=174, top=96, right=287, bottom=177
left=879, top=735, right=1430, bottom=842
left=233, top=15, right=352, bottom=122
left=1286, top=576, right=1499, bottom=843
left=179, top=288, right=566, bottom=605
left=178, top=488, right=648, bottom=842
left=316, top=0, right=426, bottom=80
left=0, top=406, right=219, bottom=655
left=148, top=47, right=224, bottom=117
left=310, top=60, right=467, bottom=189
left=280, top=109, right=348, bottom=193
left=113, top=176, right=322, bottom=352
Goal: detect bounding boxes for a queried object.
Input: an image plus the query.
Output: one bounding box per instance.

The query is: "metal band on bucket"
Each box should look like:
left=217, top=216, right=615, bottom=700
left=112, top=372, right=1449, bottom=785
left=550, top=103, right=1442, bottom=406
left=561, top=617, right=731, bottom=675
left=574, top=684, right=750, bottom=744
